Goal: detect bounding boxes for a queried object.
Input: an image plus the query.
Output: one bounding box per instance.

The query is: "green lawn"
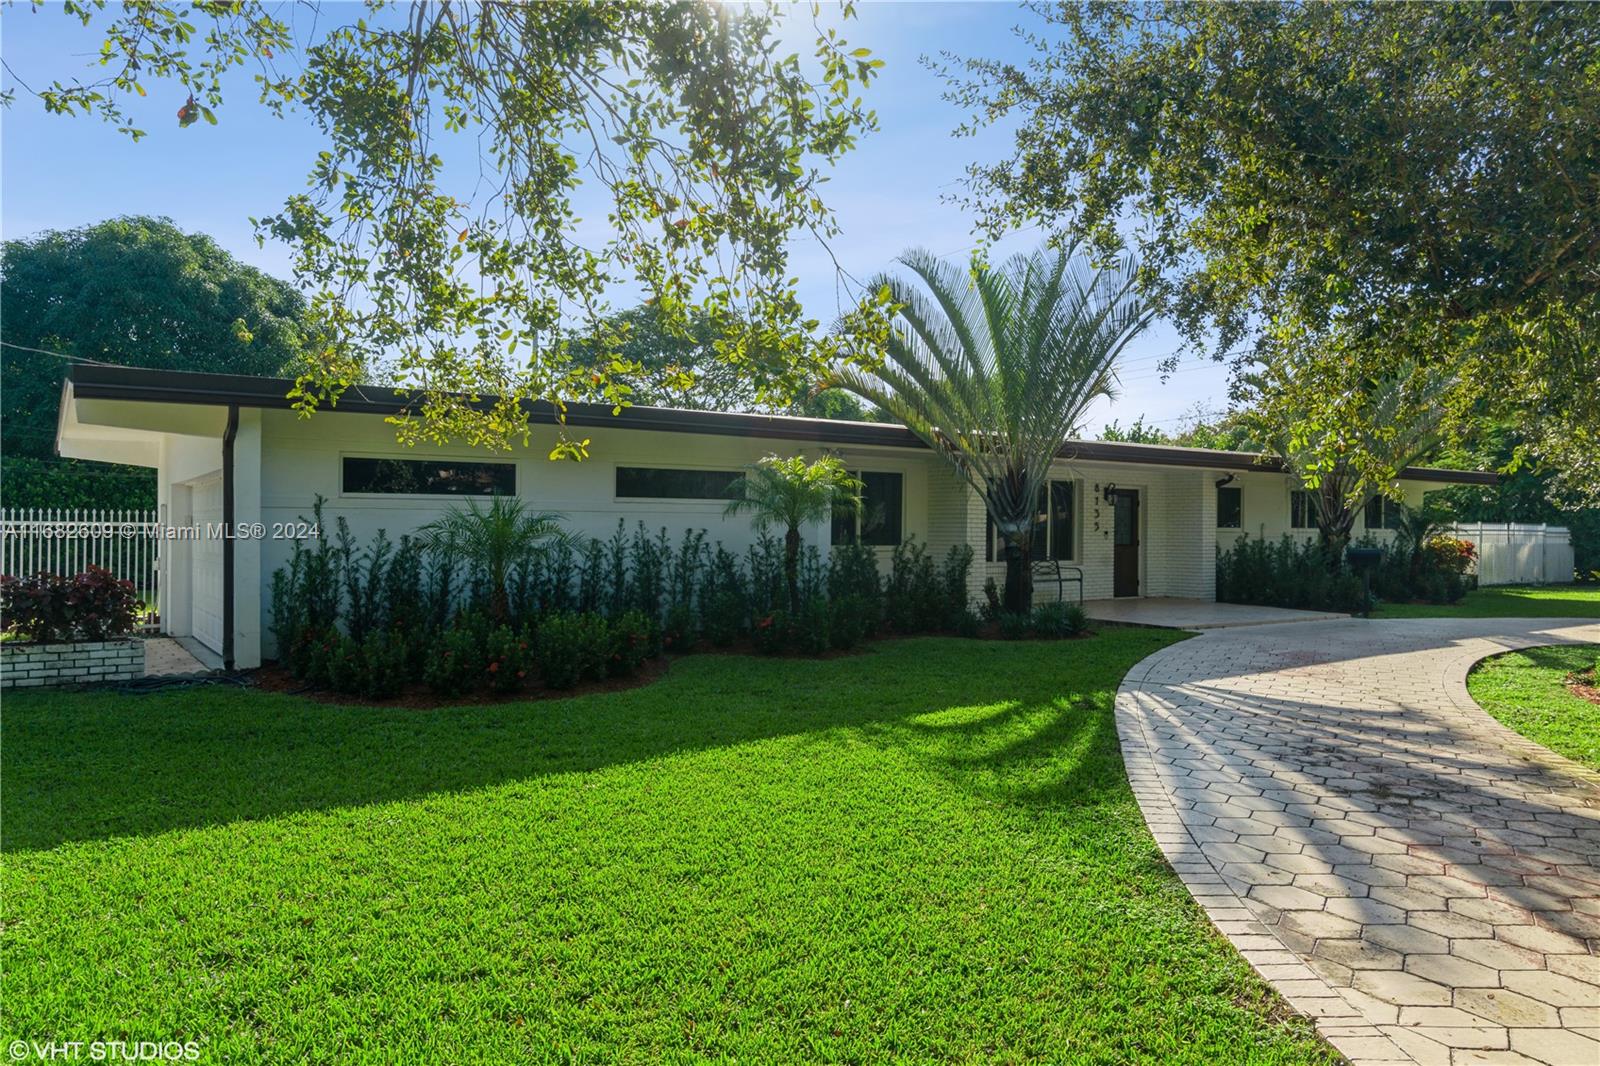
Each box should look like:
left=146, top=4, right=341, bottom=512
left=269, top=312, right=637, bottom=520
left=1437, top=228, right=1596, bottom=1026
left=1, top=633, right=1337, bottom=1065
left=1467, top=643, right=1600, bottom=772
left=1374, top=583, right=1600, bottom=618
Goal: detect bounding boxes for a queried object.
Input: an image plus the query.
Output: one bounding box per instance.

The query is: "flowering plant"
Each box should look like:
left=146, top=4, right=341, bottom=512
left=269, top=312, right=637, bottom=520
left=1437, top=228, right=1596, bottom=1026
left=0, top=566, right=142, bottom=643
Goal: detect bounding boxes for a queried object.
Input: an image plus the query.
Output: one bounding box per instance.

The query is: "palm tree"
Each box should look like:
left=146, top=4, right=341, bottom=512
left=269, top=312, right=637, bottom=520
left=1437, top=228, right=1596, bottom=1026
left=419, top=496, right=569, bottom=621
left=835, top=243, right=1151, bottom=613
left=1250, top=360, right=1457, bottom=567
left=725, top=455, right=863, bottom=612
left=1392, top=501, right=1453, bottom=581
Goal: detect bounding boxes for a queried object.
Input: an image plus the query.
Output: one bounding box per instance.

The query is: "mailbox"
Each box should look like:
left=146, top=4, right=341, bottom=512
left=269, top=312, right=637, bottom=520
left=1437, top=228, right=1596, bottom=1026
left=1346, top=546, right=1383, bottom=571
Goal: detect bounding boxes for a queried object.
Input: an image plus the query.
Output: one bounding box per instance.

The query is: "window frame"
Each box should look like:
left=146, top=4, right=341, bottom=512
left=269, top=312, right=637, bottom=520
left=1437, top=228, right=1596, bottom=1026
left=831, top=469, right=905, bottom=547
left=1216, top=485, right=1243, bottom=529
left=985, top=479, right=1077, bottom=563
left=1289, top=489, right=1321, bottom=530
left=1363, top=495, right=1405, bottom=531
left=339, top=453, right=518, bottom=499
left=612, top=464, right=746, bottom=503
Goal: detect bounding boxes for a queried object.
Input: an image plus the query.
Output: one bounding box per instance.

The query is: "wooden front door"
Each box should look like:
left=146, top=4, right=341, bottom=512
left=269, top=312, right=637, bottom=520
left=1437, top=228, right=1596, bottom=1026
left=1112, top=489, right=1140, bottom=597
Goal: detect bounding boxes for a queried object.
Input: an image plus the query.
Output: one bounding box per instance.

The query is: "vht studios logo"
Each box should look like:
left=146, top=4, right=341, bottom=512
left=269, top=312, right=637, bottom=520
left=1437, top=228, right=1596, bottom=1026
left=7, top=1041, right=201, bottom=1062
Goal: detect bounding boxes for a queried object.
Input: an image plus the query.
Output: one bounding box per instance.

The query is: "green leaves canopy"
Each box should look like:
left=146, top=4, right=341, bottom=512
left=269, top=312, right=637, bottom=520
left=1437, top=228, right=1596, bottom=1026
left=944, top=1, right=1600, bottom=500
left=10, top=2, right=889, bottom=453
left=0, top=215, right=311, bottom=506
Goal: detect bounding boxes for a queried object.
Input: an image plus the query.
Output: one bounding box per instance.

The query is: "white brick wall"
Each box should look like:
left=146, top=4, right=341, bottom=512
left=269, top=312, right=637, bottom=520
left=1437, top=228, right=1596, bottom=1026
left=1, top=639, right=144, bottom=689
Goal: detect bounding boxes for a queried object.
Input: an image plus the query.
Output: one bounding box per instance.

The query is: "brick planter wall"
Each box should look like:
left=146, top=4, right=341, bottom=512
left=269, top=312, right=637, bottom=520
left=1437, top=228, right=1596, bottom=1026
left=1, top=638, right=144, bottom=689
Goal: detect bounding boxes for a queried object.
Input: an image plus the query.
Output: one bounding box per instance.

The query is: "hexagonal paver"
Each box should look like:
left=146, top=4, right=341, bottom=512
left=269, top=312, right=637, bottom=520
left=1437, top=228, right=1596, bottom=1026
left=1115, top=617, right=1600, bottom=1065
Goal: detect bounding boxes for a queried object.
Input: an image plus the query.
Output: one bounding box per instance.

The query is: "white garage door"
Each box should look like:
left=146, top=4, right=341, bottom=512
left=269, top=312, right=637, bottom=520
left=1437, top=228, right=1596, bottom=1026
left=190, top=476, right=225, bottom=655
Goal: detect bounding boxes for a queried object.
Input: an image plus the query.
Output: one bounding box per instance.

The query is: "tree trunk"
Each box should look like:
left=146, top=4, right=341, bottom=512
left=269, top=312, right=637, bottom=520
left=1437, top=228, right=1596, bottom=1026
left=1316, top=484, right=1356, bottom=573
left=1002, top=538, right=1033, bottom=615
left=784, top=526, right=801, bottom=613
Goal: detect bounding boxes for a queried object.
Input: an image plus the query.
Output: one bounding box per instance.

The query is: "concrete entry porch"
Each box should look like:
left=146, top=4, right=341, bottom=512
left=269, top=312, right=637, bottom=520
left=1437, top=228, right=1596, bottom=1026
left=1084, top=597, right=1347, bottom=630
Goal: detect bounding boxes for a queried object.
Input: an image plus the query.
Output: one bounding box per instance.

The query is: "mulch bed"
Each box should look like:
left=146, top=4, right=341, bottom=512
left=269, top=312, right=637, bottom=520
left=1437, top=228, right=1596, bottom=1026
left=1565, top=669, right=1600, bottom=706
left=250, top=654, right=674, bottom=710
left=244, top=625, right=1096, bottom=709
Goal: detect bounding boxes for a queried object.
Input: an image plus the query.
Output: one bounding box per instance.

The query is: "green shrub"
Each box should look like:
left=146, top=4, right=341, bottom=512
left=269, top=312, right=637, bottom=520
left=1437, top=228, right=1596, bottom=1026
left=484, top=625, right=532, bottom=694
left=793, top=597, right=831, bottom=655
left=327, top=633, right=364, bottom=694
left=609, top=610, right=652, bottom=676
left=828, top=594, right=870, bottom=650
left=575, top=613, right=611, bottom=681
left=1031, top=601, right=1088, bottom=639
left=536, top=614, right=584, bottom=690
left=886, top=538, right=946, bottom=633
left=704, top=587, right=745, bottom=647
left=997, top=612, right=1032, bottom=640
left=939, top=544, right=974, bottom=626
left=752, top=609, right=789, bottom=655
left=1216, top=535, right=1367, bottom=613
left=358, top=631, right=409, bottom=700
left=425, top=627, right=482, bottom=697
left=827, top=542, right=883, bottom=633
left=662, top=602, right=696, bottom=654
left=952, top=608, right=982, bottom=638
left=981, top=577, right=1002, bottom=621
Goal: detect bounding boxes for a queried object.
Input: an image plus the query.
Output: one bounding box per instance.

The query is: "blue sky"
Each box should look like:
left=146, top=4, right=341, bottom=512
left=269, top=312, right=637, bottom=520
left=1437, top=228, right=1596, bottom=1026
left=1, top=1, right=1232, bottom=435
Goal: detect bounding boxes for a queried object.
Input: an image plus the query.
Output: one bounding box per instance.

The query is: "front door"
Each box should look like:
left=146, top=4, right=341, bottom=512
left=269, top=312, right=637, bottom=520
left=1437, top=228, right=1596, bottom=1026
left=1112, top=489, right=1140, bottom=597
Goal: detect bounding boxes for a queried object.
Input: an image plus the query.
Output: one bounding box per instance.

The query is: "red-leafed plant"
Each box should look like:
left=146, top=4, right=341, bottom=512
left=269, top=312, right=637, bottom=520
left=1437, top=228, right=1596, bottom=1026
left=0, top=567, right=142, bottom=643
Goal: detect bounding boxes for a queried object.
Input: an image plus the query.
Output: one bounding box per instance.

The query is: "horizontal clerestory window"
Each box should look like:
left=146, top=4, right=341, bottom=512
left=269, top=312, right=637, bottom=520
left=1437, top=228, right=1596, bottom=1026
left=615, top=466, right=744, bottom=500
left=343, top=457, right=516, bottom=496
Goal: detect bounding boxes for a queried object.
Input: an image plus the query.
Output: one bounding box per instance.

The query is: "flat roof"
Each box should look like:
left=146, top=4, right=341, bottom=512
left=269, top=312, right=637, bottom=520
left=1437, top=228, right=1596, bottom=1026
left=63, top=364, right=1497, bottom=485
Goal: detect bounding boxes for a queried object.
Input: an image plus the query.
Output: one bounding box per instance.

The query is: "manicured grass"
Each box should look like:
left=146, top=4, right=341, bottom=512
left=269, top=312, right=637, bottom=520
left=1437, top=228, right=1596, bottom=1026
left=3, top=633, right=1338, bottom=1064
left=1467, top=643, right=1600, bottom=772
left=1373, top=583, right=1600, bottom=618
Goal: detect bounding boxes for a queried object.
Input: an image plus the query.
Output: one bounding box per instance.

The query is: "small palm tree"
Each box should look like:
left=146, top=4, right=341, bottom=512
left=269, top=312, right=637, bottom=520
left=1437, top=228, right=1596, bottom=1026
left=420, top=496, right=569, bottom=622
left=1392, top=501, right=1453, bottom=581
left=835, top=242, right=1150, bottom=612
left=725, top=455, right=863, bottom=612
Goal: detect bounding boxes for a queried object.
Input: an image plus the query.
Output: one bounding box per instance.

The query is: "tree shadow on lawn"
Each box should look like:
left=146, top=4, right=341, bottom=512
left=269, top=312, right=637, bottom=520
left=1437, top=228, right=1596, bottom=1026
left=3, top=633, right=1171, bottom=853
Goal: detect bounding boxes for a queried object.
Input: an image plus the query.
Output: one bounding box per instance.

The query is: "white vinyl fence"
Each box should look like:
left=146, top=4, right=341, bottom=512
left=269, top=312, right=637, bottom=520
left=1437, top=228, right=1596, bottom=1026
left=1449, top=523, right=1575, bottom=586
left=1, top=508, right=163, bottom=631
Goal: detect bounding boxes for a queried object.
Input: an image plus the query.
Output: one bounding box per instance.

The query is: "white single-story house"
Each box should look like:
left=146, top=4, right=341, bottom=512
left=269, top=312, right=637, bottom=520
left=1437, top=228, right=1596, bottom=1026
left=56, top=365, right=1495, bottom=668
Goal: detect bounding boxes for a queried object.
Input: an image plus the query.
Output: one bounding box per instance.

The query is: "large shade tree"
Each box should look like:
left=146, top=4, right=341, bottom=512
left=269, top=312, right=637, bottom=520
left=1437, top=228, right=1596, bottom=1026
left=836, top=244, right=1150, bottom=613
left=0, top=216, right=310, bottom=507
left=563, top=304, right=880, bottom=422
left=941, top=1, right=1600, bottom=502
left=4, top=2, right=889, bottom=454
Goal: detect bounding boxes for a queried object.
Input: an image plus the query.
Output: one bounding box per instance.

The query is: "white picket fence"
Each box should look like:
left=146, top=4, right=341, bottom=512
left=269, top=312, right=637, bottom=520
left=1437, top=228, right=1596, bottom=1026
left=1448, top=523, right=1575, bottom=586
left=1, top=507, right=163, bottom=630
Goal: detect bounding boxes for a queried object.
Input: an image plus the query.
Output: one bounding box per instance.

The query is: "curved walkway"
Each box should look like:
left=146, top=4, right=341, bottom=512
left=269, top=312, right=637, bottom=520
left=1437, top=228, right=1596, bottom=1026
left=1116, top=617, right=1600, bottom=1066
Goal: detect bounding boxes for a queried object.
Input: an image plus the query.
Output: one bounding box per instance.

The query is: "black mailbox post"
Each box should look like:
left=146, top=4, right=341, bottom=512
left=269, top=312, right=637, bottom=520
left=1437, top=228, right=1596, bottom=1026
left=1345, top=546, right=1383, bottom=617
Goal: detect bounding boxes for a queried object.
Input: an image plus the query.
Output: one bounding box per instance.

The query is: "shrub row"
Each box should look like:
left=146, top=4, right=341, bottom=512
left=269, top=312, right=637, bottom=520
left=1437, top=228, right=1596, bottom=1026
left=270, top=500, right=982, bottom=694
left=289, top=608, right=657, bottom=699
left=1216, top=533, right=1470, bottom=613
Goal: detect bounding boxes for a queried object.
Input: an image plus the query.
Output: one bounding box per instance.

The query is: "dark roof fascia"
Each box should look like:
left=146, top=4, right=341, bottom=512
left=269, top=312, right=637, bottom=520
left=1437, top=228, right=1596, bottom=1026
left=65, top=364, right=1497, bottom=485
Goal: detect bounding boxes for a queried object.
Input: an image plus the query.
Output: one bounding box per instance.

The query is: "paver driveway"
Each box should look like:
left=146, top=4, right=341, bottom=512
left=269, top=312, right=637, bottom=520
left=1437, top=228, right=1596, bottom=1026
left=1116, top=617, right=1600, bottom=1066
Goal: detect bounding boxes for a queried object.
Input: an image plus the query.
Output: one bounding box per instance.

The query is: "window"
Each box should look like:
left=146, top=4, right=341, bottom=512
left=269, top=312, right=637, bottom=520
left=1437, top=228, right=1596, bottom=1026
left=986, top=481, right=1075, bottom=561
left=1217, top=485, right=1243, bottom=529
left=1290, top=489, right=1320, bottom=529
left=343, top=457, right=515, bottom=496
left=1364, top=496, right=1404, bottom=531
left=615, top=466, right=743, bottom=500
left=831, top=470, right=903, bottom=546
